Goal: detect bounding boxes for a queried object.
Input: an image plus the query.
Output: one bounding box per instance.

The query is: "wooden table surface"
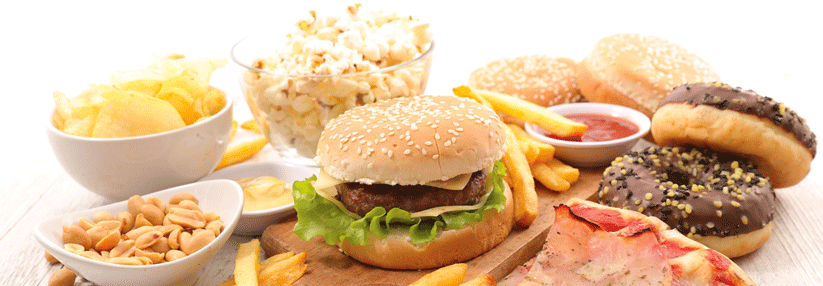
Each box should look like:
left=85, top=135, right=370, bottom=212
left=2, top=1, right=822, bottom=285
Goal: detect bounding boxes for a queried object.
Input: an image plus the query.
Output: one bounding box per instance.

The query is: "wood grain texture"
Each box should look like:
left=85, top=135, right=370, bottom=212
left=259, top=168, right=604, bottom=285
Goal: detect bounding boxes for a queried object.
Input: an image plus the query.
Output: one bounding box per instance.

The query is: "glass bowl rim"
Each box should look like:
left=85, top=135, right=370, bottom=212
left=229, top=34, right=435, bottom=78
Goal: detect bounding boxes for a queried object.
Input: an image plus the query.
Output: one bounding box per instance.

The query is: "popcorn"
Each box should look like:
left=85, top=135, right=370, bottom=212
left=240, top=4, right=433, bottom=158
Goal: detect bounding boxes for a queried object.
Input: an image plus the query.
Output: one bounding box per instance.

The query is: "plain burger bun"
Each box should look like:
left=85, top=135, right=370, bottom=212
left=316, top=95, right=507, bottom=185
left=468, top=55, right=586, bottom=107
left=577, top=33, right=720, bottom=118
left=340, top=182, right=514, bottom=270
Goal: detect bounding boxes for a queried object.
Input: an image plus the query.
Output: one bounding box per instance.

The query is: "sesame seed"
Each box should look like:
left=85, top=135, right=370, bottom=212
left=404, top=149, right=411, bottom=155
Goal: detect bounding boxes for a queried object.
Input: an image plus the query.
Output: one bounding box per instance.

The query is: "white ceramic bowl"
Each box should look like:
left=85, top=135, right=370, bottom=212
left=47, top=90, right=233, bottom=200
left=525, top=103, right=651, bottom=168
left=34, top=179, right=243, bottom=286
left=199, top=161, right=318, bottom=235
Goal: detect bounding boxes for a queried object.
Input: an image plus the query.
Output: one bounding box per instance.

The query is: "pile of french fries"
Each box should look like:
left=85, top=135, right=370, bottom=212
left=408, top=263, right=496, bottom=286
left=215, top=119, right=268, bottom=170
left=453, top=86, right=583, bottom=227
left=219, top=239, right=308, bottom=286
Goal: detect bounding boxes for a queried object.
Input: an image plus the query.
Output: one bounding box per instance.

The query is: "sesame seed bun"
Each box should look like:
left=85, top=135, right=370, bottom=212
left=340, top=181, right=514, bottom=269
left=316, top=95, right=507, bottom=185
left=468, top=55, right=586, bottom=107
left=577, top=33, right=720, bottom=118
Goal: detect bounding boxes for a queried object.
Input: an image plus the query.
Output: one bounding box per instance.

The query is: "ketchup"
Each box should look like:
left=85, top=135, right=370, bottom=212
left=544, top=113, right=638, bottom=142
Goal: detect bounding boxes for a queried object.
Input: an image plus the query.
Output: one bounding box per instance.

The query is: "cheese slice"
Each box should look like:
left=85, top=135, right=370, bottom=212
left=312, top=169, right=474, bottom=191
left=310, top=165, right=495, bottom=219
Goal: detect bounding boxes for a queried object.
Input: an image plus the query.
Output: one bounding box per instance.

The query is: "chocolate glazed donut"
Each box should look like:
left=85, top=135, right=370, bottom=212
left=597, top=146, right=775, bottom=258
left=652, top=82, right=816, bottom=188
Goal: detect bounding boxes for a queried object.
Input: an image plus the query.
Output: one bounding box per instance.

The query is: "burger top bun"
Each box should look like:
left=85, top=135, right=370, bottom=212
left=316, top=95, right=507, bottom=185
left=468, top=55, right=586, bottom=107
left=577, top=33, right=720, bottom=118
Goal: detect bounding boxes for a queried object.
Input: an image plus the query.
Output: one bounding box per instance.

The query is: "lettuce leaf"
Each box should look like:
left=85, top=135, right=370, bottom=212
left=292, top=161, right=507, bottom=246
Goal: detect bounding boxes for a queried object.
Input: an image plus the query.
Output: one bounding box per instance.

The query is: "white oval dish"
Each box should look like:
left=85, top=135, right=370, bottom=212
left=199, top=161, right=318, bottom=235
left=34, top=179, right=243, bottom=286
left=525, top=103, right=651, bottom=168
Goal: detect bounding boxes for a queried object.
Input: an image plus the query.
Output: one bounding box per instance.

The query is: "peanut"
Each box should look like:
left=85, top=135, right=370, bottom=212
left=169, top=192, right=198, bottom=205
left=86, top=226, right=109, bottom=247
left=140, top=203, right=165, bottom=226
left=166, top=208, right=206, bottom=229
left=180, top=229, right=215, bottom=255
left=48, top=268, right=76, bottom=286
left=80, top=250, right=105, bottom=261
left=145, top=196, right=166, bottom=214
left=45, top=250, right=59, bottom=263
left=205, top=220, right=224, bottom=237
left=165, top=250, right=186, bottom=262
left=63, top=243, right=84, bottom=254
left=150, top=237, right=171, bottom=254
left=93, top=211, right=115, bottom=223
left=158, top=224, right=182, bottom=236
left=95, top=230, right=121, bottom=252
left=178, top=199, right=202, bottom=212
left=96, top=220, right=122, bottom=232
left=135, top=248, right=165, bottom=264
left=203, top=212, right=221, bottom=223
left=135, top=230, right=163, bottom=249
left=127, top=195, right=145, bottom=217
left=125, top=226, right=157, bottom=241
left=109, top=257, right=143, bottom=266
left=110, top=240, right=135, bottom=258
left=77, top=217, right=96, bottom=231
left=168, top=228, right=182, bottom=250
left=62, top=225, right=91, bottom=250
left=134, top=213, right=153, bottom=228
left=179, top=232, right=192, bottom=250
left=134, top=256, right=153, bottom=265
left=116, top=211, right=135, bottom=233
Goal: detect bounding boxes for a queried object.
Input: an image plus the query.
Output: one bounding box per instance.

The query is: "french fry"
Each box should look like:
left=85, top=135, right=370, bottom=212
left=531, top=163, right=570, bottom=192
left=230, top=120, right=238, bottom=140
left=217, top=278, right=237, bottom=286
left=215, top=138, right=268, bottom=170
left=459, top=273, right=496, bottom=286
left=519, top=140, right=539, bottom=165
left=242, top=119, right=262, bottom=133
left=409, top=263, right=468, bottom=286
left=473, top=88, right=587, bottom=138
left=235, top=239, right=261, bottom=286
left=259, top=252, right=307, bottom=282
left=546, top=159, right=579, bottom=184
left=507, top=124, right=555, bottom=164
left=260, top=252, right=295, bottom=270
left=260, top=264, right=308, bottom=286
left=502, top=125, right=538, bottom=227
left=452, top=85, right=494, bottom=109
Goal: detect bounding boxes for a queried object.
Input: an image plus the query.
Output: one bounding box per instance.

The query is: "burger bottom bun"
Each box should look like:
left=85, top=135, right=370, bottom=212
left=340, top=182, right=514, bottom=270
left=652, top=104, right=813, bottom=188
left=695, top=221, right=774, bottom=258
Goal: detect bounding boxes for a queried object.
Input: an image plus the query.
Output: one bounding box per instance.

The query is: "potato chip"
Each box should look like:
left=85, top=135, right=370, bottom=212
left=52, top=53, right=226, bottom=138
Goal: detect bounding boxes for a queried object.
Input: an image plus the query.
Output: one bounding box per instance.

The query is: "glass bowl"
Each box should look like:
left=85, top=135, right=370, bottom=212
left=230, top=34, right=434, bottom=165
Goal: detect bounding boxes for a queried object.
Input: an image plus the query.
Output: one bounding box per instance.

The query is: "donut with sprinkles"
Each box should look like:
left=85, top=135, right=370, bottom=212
left=597, top=146, right=775, bottom=258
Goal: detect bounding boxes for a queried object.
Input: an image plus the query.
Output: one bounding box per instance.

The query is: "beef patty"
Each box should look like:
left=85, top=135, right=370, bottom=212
left=336, top=169, right=488, bottom=216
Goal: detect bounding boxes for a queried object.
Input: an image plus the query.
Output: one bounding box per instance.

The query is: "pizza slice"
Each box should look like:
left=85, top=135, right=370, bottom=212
left=517, top=198, right=755, bottom=286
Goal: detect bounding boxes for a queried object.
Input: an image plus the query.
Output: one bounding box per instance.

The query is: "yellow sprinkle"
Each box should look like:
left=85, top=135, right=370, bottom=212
left=741, top=216, right=749, bottom=225
left=635, top=199, right=642, bottom=205
left=731, top=201, right=741, bottom=208
left=717, top=210, right=723, bottom=217
left=645, top=193, right=653, bottom=200
left=603, top=187, right=610, bottom=195
left=714, top=201, right=723, bottom=208
left=706, top=222, right=715, bottom=228
left=677, top=203, right=685, bottom=209
left=731, top=161, right=739, bottom=169
left=638, top=206, right=645, bottom=213
left=690, top=226, right=696, bottom=234
left=672, top=200, right=680, bottom=207
left=685, top=204, right=693, bottom=214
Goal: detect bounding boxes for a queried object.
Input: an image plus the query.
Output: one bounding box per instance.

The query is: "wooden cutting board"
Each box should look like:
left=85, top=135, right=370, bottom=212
left=261, top=167, right=604, bottom=285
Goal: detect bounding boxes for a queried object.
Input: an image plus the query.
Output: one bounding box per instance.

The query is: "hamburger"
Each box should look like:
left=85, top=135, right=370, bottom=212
left=292, top=95, right=514, bottom=270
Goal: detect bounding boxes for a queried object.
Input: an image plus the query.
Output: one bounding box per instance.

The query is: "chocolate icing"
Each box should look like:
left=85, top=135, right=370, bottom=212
left=659, top=82, right=816, bottom=156
left=597, top=146, right=775, bottom=239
